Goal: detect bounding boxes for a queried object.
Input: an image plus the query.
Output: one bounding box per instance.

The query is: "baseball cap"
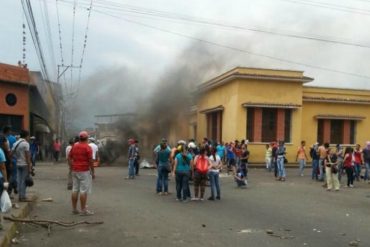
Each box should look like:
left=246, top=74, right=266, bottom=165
left=79, top=131, right=89, bottom=138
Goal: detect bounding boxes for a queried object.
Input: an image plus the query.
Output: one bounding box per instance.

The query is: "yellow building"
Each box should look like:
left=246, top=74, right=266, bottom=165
left=191, top=67, right=370, bottom=163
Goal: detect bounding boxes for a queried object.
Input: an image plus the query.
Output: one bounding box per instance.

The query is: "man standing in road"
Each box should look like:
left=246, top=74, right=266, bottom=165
left=68, top=131, right=95, bottom=216
left=88, top=137, right=99, bottom=168
left=12, top=130, right=33, bottom=202
left=126, top=138, right=137, bottom=179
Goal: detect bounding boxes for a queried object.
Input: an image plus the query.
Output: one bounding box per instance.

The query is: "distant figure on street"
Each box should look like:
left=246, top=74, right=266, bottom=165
left=65, top=138, right=76, bottom=190
left=324, top=149, right=340, bottom=191
left=88, top=137, right=100, bottom=168
left=134, top=140, right=140, bottom=176
left=68, top=131, right=95, bottom=216
left=276, top=141, right=287, bottom=181
left=30, top=136, right=39, bottom=170
left=296, top=141, right=308, bottom=176
left=126, top=138, right=137, bottom=179
left=343, top=147, right=354, bottom=188
left=53, top=138, right=61, bottom=162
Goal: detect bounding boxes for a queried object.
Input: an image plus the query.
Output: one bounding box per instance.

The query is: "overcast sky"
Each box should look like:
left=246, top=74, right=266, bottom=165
left=1, top=0, right=370, bottom=91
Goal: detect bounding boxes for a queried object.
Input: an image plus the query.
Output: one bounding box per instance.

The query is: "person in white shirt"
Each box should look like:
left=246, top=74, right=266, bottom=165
left=88, top=138, right=99, bottom=167
left=65, top=138, right=75, bottom=190
left=208, top=147, right=222, bottom=200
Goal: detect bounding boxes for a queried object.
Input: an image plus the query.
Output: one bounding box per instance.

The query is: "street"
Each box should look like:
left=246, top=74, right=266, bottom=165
left=12, top=162, right=370, bottom=247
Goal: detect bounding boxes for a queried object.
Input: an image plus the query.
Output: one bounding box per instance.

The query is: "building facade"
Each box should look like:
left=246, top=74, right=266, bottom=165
left=0, top=63, right=32, bottom=132
left=191, top=67, right=370, bottom=163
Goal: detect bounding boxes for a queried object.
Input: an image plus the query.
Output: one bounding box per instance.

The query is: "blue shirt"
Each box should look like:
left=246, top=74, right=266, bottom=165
left=227, top=147, right=235, bottom=159
left=175, top=153, right=192, bottom=172
left=158, top=148, right=171, bottom=165
left=216, top=145, right=225, bottom=158
left=0, top=148, right=6, bottom=179
left=7, top=135, right=16, bottom=149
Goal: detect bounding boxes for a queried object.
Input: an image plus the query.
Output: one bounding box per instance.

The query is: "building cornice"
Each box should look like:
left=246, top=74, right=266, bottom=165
left=303, top=96, right=370, bottom=105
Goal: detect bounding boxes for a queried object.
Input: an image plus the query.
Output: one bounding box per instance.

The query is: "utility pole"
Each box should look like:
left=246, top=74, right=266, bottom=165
left=57, top=64, right=81, bottom=142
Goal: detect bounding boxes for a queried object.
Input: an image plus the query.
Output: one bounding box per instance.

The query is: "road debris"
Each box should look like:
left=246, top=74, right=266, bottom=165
left=40, top=198, right=53, bottom=202
left=266, top=229, right=274, bottom=235
left=4, top=216, right=103, bottom=236
left=349, top=240, right=359, bottom=246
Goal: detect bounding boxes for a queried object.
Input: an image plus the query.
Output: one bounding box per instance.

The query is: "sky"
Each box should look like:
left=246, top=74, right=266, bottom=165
left=1, top=0, right=370, bottom=128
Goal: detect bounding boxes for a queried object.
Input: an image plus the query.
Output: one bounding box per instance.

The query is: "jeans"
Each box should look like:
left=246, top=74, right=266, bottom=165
left=175, top=171, right=190, bottom=200
left=319, top=159, right=325, bottom=181
left=364, top=162, right=370, bottom=181
left=17, top=166, right=29, bottom=200
left=345, top=167, right=354, bottom=186
left=31, top=153, right=37, bottom=167
left=128, top=159, right=135, bottom=178
left=277, top=156, right=286, bottom=178
left=354, top=163, right=361, bottom=181
left=337, top=158, right=344, bottom=181
left=134, top=159, right=139, bottom=175
left=157, top=166, right=169, bottom=193
left=311, top=159, right=319, bottom=180
left=266, top=157, right=272, bottom=171
left=208, top=171, right=220, bottom=199
left=298, top=159, right=306, bottom=176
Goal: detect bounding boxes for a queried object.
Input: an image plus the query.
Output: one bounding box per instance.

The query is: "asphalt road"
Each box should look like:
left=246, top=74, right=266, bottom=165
left=11, top=162, right=370, bottom=247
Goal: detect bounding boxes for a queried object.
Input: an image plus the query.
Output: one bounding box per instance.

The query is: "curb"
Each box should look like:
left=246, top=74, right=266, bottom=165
left=0, top=194, right=37, bottom=247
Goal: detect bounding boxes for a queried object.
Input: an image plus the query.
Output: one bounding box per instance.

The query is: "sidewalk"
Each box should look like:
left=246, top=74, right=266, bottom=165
left=0, top=193, right=37, bottom=247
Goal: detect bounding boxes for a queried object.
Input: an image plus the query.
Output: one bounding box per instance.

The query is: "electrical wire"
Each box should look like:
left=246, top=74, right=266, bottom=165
left=70, top=0, right=77, bottom=92
left=59, top=0, right=370, bottom=49
left=21, top=0, right=50, bottom=81
left=93, top=9, right=370, bottom=80
left=76, top=0, right=93, bottom=97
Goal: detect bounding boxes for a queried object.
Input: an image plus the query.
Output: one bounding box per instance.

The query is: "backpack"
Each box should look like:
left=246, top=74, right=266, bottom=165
left=196, top=155, right=209, bottom=174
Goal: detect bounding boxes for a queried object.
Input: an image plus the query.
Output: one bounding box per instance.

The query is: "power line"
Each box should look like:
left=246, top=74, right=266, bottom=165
left=280, top=0, right=370, bottom=16
left=70, top=0, right=77, bottom=92
left=21, top=0, right=51, bottom=81
left=56, top=0, right=68, bottom=89
left=60, top=0, right=370, bottom=49
left=93, top=9, right=370, bottom=80
left=76, top=0, right=93, bottom=97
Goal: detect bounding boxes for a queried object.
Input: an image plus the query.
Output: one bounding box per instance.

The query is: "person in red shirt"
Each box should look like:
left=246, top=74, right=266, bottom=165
left=353, top=144, right=363, bottom=181
left=53, top=138, right=61, bottom=162
left=343, top=147, right=354, bottom=188
left=68, top=131, right=95, bottom=216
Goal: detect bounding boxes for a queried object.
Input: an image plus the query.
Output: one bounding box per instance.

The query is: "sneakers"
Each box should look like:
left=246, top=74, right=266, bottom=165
left=207, top=196, right=215, bottom=201
left=191, top=197, right=199, bottom=201
left=349, top=184, right=354, bottom=188
left=216, top=196, right=221, bottom=200
left=72, top=209, right=80, bottom=215
left=80, top=209, right=94, bottom=216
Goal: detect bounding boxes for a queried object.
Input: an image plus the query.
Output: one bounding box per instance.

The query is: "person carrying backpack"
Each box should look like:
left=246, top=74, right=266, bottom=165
left=192, top=147, right=210, bottom=201
left=172, top=144, right=192, bottom=202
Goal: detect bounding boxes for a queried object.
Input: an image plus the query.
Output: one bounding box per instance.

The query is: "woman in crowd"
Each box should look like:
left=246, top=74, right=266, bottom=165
left=208, top=147, right=222, bottom=200
left=343, top=147, right=354, bottom=188
left=296, top=141, right=308, bottom=177
left=353, top=144, right=363, bottom=181
left=172, top=144, right=193, bottom=202
left=192, top=147, right=210, bottom=201
left=156, top=142, right=171, bottom=195
left=265, top=144, right=272, bottom=172
left=324, top=149, right=340, bottom=191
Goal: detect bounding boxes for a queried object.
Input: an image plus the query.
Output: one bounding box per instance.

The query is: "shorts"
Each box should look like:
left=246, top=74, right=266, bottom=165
left=72, top=171, right=92, bottom=194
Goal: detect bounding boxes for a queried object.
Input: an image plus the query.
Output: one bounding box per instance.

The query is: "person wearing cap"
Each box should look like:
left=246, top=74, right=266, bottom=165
left=362, top=141, right=370, bottom=182
left=126, top=138, right=137, bottom=179
left=68, top=131, right=94, bottom=216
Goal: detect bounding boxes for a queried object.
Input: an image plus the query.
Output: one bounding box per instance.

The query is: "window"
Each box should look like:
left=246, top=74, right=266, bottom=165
left=206, top=111, right=222, bottom=142
left=246, top=107, right=292, bottom=143
left=330, top=120, right=343, bottom=144
left=317, top=119, right=356, bottom=144
left=262, top=108, right=277, bottom=142
left=246, top=108, right=254, bottom=142
left=5, top=93, right=17, bottom=106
